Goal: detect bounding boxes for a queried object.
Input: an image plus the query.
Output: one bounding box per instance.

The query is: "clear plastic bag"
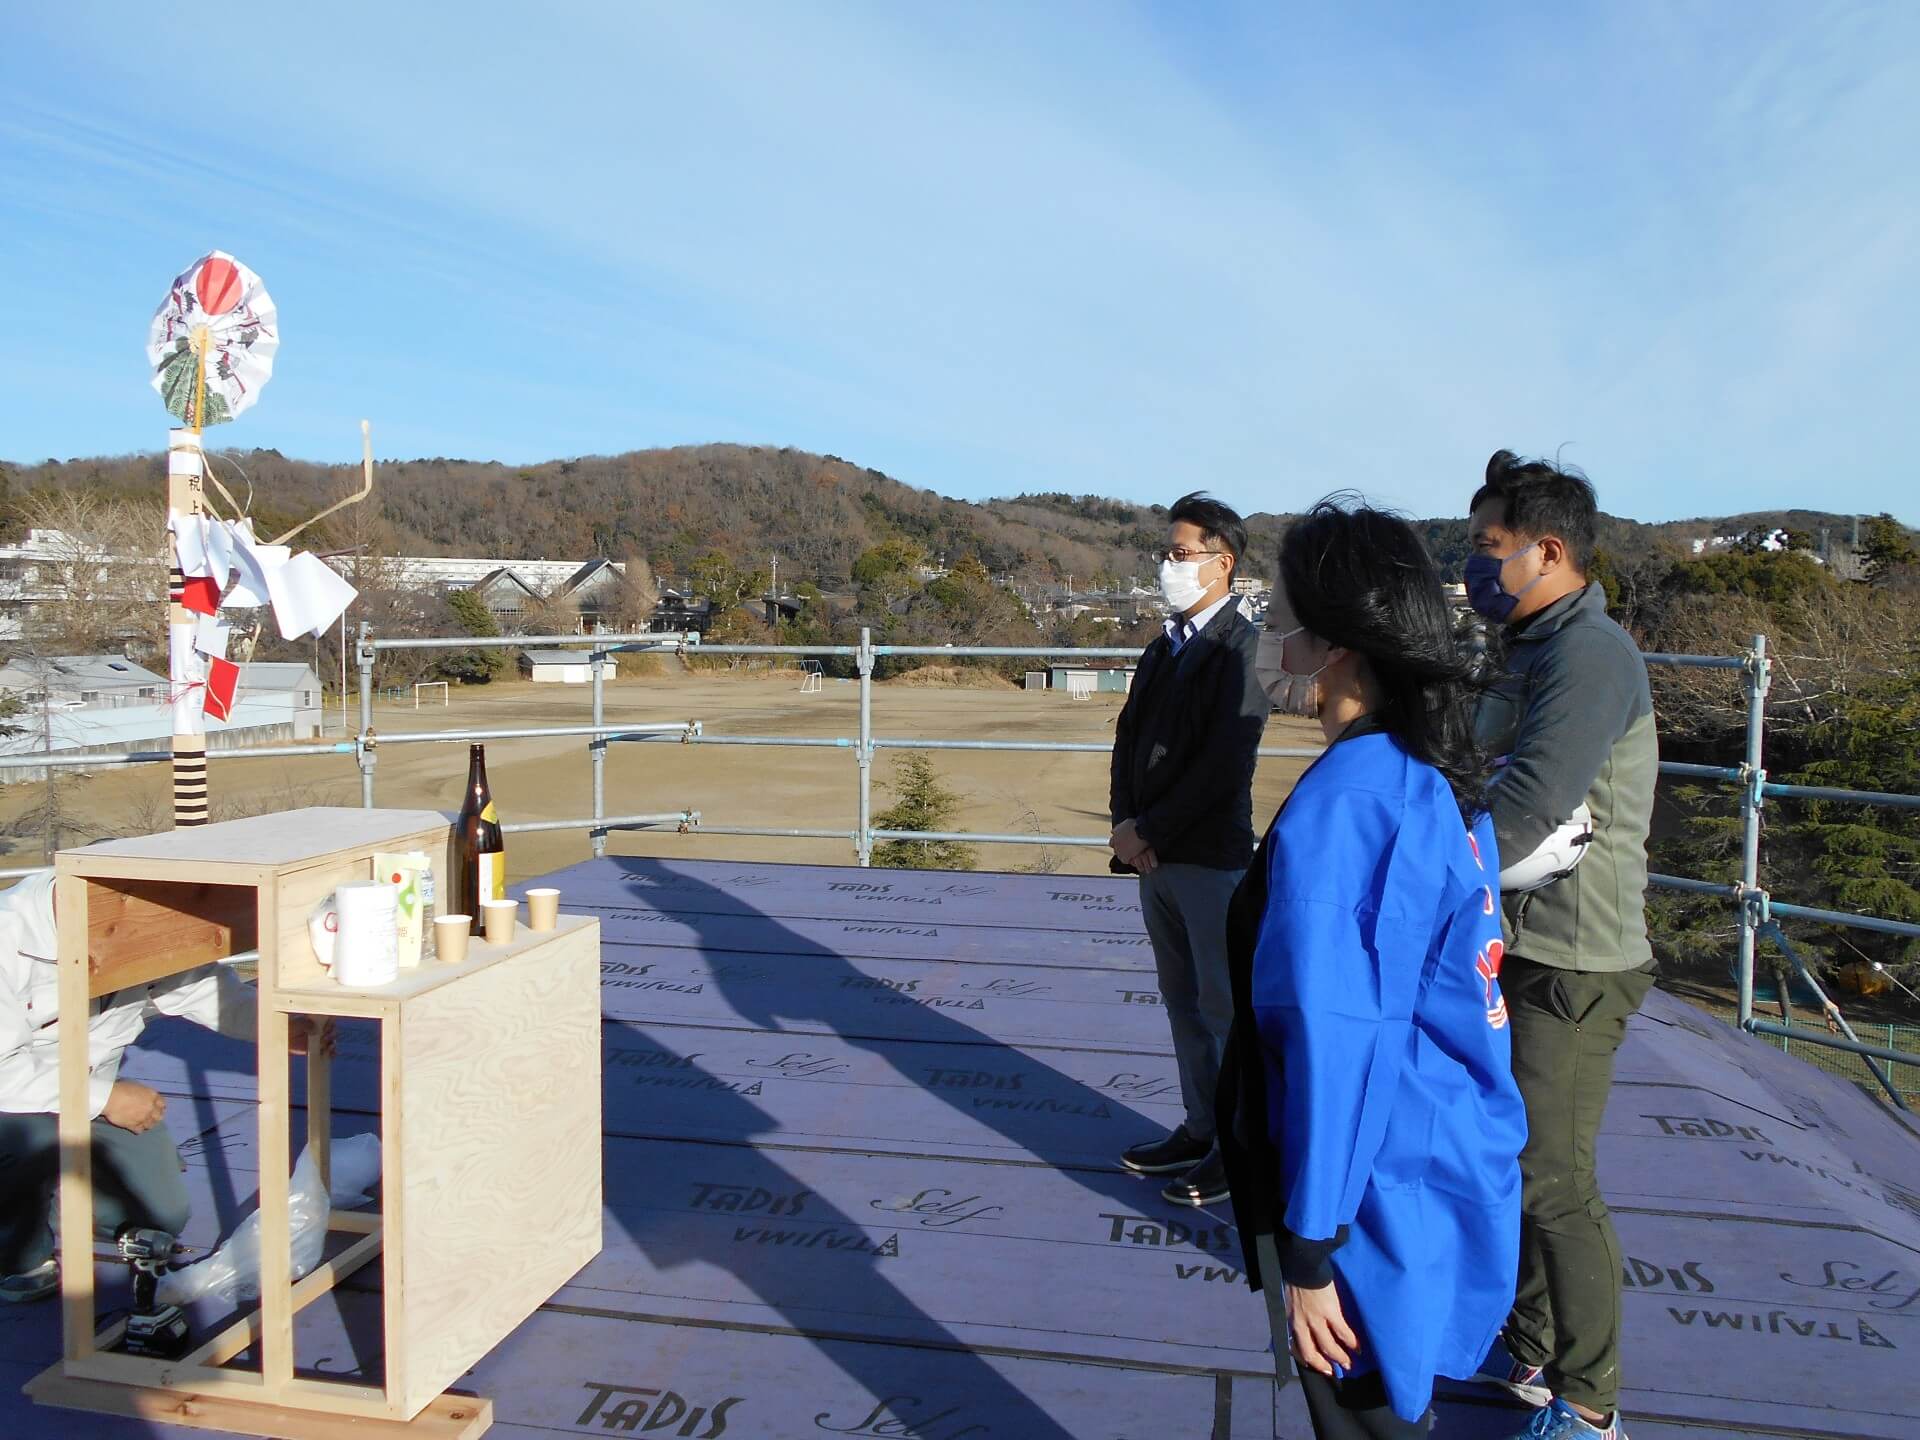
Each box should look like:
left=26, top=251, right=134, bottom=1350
left=158, top=1133, right=380, bottom=1307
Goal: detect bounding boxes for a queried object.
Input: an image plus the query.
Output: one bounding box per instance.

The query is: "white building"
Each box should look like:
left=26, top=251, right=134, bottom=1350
left=0, top=654, right=168, bottom=707
left=0, top=530, right=164, bottom=643
left=236, top=661, right=325, bottom=739
left=333, top=555, right=636, bottom=634
left=520, top=650, right=619, bottom=684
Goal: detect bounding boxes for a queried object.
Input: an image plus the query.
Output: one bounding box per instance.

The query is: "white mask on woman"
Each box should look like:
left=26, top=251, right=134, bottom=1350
left=1255, top=626, right=1326, bottom=717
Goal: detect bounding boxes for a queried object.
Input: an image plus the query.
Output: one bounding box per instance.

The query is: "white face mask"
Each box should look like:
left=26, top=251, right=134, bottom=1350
left=1255, top=625, right=1326, bottom=717
left=1158, top=557, right=1212, bottom=612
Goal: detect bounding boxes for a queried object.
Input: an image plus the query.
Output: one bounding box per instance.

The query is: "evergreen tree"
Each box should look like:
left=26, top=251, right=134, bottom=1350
left=871, top=754, right=976, bottom=871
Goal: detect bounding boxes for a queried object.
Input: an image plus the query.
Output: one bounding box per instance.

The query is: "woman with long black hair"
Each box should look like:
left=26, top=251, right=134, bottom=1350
left=1216, top=498, right=1528, bottom=1439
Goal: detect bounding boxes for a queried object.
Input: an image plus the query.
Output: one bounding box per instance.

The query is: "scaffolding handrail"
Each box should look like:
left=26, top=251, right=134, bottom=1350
left=6, top=627, right=1910, bottom=1108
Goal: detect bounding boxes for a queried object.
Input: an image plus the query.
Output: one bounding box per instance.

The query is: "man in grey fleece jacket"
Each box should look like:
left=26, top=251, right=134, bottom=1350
left=1466, top=452, right=1658, bottom=1440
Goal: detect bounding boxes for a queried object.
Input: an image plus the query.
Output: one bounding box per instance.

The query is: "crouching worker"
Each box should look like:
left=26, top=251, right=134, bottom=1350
left=1216, top=500, right=1528, bottom=1439
left=0, top=868, right=268, bottom=1303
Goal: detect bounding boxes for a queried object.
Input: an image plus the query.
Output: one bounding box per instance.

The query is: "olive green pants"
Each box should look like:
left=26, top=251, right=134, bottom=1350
left=1500, top=956, right=1655, bottom=1415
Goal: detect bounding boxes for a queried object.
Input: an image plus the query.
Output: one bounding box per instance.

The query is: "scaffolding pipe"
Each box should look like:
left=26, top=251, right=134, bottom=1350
left=1745, top=1019, right=1920, bottom=1070
left=0, top=742, right=359, bottom=770
left=1649, top=873, right=1737, bottom=897
left=1765, top=900, right=1920, bottom=940
left=1756, top=922, right=1907, bottom=1110
left=366, top=723, right=693, bottom=745
left=870, top=738, right=1324, bottom=758
left=1736, top=634, right=1769, bottom=1028
left=857, top=628, right=874, bottom=868
left=869, top=828, right=1111, bottom=849
left=876, top=645, right=1142, bottom=658
left=1650, top=881, right=1920, bottom=940
left=1659, top=761, right=1742, bottom=782
left=369, top=630, right=696, bottom=652
left=696, top=825, right=859, bottom=841
left=502, top=811, right=695, bottom=836
left=590, top=652, right=607, bottom=858
left=357, top=622, right=375, bottom=808
left=687, top=735, right=854, bottom=749
left=1641, top=653, right=1748, bottom=670
left=1763, top=781, right=1920, bottom=810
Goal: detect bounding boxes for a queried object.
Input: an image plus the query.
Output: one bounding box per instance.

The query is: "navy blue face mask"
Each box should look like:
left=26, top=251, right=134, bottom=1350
left=1464, top=543, right=1541, bottom=623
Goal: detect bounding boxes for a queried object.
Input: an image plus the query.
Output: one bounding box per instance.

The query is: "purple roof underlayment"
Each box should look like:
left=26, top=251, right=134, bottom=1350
left=13, top=856, right=1920, bottom=1439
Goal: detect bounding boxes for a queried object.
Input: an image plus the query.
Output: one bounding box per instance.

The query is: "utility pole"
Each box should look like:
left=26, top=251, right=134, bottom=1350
left=770, top=553, right=778, bottom=598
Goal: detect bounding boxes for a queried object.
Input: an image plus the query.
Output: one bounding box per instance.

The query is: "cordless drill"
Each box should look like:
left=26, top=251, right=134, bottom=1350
left=115, top=1226, right=191, bottom=1360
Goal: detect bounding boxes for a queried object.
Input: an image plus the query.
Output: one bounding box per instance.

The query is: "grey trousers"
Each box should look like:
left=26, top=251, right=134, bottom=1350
left=0, top=1112, right=191, bottom=1274
left=1139, top=862, right=1243, bottom=1143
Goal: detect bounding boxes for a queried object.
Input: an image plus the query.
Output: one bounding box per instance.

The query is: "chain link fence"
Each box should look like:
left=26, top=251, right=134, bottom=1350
left=1770, top=1019, right=1920, bottom=1108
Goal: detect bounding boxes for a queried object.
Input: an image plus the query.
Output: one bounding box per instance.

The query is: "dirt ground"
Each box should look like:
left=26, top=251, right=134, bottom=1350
left=0, top=670, right=1325, bottom=882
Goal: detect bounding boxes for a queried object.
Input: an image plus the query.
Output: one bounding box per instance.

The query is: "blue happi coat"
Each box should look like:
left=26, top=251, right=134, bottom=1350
left=1221, top=729, right=1527, bottom=1422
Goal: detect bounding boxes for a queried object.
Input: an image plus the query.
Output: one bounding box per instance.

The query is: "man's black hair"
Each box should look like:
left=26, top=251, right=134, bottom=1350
left=1168, top=491, right=1247, bottom=563
left=1470, top=451, right=1598, bottom=572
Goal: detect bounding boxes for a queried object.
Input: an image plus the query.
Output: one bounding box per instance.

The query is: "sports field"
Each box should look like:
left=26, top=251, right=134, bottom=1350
left=0, top=669, right=1325, bottom=881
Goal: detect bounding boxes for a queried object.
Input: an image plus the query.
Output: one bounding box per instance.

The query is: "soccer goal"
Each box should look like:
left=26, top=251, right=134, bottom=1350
left=414, top=680, right=450, bottom=709
left=798, top=661, right=824, bottom=695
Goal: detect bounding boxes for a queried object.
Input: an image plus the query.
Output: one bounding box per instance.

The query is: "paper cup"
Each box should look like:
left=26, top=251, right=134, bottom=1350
left=481, top=898, right=518, bottom=945
left=525, top=887, right=560, bottom=931
left=434, top=915, right=472, bottom=965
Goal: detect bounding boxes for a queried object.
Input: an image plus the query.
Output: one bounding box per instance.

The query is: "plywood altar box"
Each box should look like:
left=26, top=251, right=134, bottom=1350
left=29, top=807, right=603, bottom=1439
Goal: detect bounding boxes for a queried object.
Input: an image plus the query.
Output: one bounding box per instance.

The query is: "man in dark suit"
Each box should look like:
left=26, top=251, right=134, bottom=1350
left=1109, top=492, right=1269, bottom=1206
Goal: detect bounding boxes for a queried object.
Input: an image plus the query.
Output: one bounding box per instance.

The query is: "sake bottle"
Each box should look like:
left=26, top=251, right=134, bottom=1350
left=453, top=743, right=505, bottom=935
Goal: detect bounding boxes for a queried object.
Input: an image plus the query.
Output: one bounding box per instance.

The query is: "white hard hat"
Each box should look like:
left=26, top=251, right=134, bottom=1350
left=1499, top=805, right=1593, bottom=893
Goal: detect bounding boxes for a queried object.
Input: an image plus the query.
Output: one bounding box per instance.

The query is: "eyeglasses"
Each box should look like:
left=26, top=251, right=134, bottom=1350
left=1153, top=547, right=1227, bottom=564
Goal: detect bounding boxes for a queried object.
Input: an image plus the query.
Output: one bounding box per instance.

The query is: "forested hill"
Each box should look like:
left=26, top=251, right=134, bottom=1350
left=0, top=444, right=1880, bottom=587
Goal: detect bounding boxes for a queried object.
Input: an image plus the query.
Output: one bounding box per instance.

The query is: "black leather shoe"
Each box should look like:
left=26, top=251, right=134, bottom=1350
left=1120, top=1126, right=1212, bottom=1175
left=1161, top=1147, right=1230, bottom=1207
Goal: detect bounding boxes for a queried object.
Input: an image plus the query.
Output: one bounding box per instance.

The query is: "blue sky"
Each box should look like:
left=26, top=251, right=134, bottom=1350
left=2, top=3, right=1915, bottom=524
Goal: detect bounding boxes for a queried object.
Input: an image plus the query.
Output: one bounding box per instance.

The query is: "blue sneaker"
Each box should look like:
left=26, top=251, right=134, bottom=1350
left=1473, top=1336, right=1550, bottom=1407
left=1515, top=1398, right=1627, bottom=1440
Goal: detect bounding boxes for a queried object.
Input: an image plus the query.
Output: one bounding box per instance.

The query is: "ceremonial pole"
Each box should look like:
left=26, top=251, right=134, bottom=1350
left=147, top=251, right=280, bottom=829
left=168, top=329, right=211, bottom=826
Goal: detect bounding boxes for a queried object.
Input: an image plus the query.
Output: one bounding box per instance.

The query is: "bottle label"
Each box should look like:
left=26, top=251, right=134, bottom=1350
left=481, top=800, right=498, bottom=823
left=478, top=852, right=504, bottom=904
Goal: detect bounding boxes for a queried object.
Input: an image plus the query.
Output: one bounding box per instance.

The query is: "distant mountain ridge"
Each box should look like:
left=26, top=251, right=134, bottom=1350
left=0, top=444, right=1886, bottom=589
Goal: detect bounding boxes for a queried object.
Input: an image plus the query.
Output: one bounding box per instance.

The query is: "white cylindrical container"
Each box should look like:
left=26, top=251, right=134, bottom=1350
left=332, top=880, right=400, bottom=988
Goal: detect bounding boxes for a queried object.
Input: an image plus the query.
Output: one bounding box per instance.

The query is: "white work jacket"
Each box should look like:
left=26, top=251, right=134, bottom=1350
left=0, top=869, right=256, bottom=1118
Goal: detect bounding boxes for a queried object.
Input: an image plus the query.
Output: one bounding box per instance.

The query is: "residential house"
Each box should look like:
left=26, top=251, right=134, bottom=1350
left=650, top=589, right=714, bottom=637
left=0, top=654, right=168, bottom=708
left=236, top=661, right=325, bottom=739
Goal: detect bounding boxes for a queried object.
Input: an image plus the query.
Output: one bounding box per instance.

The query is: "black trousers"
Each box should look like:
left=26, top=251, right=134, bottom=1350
left=1254, top=1232, right=1429, bottom=1440
left=1298, top=1371, right=1428, bottom=1440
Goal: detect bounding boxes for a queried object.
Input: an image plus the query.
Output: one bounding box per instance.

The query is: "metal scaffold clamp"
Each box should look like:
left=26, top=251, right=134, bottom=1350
left=1734, top=880, right=1773, bottom=929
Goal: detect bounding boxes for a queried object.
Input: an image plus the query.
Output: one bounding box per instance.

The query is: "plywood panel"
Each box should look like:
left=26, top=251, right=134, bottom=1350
left=274, top=914, right=597, bottom=1014
left=68, top=807, right=452, bottom=870
left=393, top=920, right=602, bottom=1416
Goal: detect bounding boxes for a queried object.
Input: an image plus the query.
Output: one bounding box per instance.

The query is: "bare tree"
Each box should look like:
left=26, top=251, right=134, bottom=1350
left=15, top=490, right=168, bottom=660
left=610, top=556, right=660, bottom=632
